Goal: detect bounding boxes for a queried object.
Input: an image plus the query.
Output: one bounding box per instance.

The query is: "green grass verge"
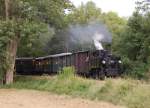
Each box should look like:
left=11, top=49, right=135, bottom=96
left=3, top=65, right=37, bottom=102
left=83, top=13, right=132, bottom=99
left=1, top=67, right=150, bottom=108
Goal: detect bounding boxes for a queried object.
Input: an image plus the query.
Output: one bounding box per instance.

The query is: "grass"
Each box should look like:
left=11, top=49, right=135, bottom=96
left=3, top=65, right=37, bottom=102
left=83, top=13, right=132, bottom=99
left=1, top=67, right=150, bottom=108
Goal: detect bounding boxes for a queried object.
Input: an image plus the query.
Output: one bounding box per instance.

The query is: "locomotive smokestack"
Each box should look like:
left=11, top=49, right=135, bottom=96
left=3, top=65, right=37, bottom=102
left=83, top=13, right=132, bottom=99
left=93, top=33, right=104, bottom=50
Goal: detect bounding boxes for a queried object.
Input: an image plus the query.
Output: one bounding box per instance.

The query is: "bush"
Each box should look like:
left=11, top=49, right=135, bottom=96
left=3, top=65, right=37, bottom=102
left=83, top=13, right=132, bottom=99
left=58, top=67, right=75, bottom=80
left=121, top=56, right=133, bottom=73
left=131, top=62, right=149, bottom=79
left=121, top=56, right=150, bottom=79
left=55, top=67, right=91, bottom=95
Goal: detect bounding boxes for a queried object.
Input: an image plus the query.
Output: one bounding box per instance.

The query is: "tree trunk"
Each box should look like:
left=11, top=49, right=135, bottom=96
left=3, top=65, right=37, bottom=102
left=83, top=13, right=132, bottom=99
left=5, top=37, right=18, bottom=84
left=3, top=0, right=20, bottom=84
left=5, top=0, right=10, bottom=20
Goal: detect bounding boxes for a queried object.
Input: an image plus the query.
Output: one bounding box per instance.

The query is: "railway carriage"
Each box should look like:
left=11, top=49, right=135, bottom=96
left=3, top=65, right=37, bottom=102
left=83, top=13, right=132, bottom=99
left=46, top=53, right=72, bottom=74
left=72, top=51, right=90, bottom=77
left=15, top=58, right=36, bottom=75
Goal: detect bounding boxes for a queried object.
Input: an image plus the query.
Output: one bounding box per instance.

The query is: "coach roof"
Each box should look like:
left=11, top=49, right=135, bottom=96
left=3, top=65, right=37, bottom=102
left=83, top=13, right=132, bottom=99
left=36, top=53, right=72, bottom=59
left=16, top=57, right=35, bottom=60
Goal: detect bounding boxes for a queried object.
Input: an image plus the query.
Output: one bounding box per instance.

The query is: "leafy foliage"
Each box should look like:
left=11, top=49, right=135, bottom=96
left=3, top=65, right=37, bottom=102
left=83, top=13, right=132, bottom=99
left=0, top=20, right=18, bottom=81
left=67, top=1, right=102, bottom=24
left=16, top=0, right=73, bottom=57
left=0, top=0, right=72, bottom=83
left=115, top=10, right=150, bottom=78
left=46, top=1, right=126, bottom=54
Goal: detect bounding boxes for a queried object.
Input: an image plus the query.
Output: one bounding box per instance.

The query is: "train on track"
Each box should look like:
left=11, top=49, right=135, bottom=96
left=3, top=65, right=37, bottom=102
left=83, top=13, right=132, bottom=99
left=15, top=50, right=123, bottom=79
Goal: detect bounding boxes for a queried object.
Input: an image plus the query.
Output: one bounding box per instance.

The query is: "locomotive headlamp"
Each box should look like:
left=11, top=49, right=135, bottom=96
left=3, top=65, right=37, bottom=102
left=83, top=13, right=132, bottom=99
left=118, top=60, right=122, bottom=63
left=102, top=60, right=106, bottom=64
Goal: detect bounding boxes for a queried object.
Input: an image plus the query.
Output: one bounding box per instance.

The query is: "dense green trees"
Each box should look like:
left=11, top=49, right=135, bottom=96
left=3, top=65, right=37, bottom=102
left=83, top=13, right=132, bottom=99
left=0, top=0, right=41, bottom=84
left=115, top=1, right=150, bottom=78
left=16, top=1, right=126, bottom=56
left=0, top=0, right=72, bottom=84
left=67, top=1, right=102, bottom=24
left=16, top=0, right=73, bottom=57
left=46, top=1, right=126, bottom=54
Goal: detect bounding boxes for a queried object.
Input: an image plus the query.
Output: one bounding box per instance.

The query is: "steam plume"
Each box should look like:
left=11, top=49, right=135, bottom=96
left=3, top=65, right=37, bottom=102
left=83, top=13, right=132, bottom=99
left=93, top=33, right=104, bottom=50
left=68, top=22, right=112, bottom=50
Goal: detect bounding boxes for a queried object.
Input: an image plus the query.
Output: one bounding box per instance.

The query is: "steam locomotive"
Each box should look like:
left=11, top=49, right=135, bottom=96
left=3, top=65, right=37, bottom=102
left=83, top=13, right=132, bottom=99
left=15, top=50, right=122, bottom=79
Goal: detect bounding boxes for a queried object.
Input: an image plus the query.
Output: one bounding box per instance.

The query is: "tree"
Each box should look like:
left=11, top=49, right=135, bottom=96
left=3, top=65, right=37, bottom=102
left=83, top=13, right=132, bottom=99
left=16, top=0, right=73, bottom=57
left=67, top=1, right=102, bottom=24
left=114, top=1, right=150, bottom=78
left=62, top=1, right=103, bottom=52
left=116, top=0, right=150, bottom=62
left=17, top=26, right=55, bottom=57
left=45, top=30, right=68, bottom=54
left=67, top=2, right=126, bottom=52
left=0, top=0, right=72, bottom=84
left=101, top=12, right=127, bottom=53
left=46, top=1, right=127, bottom=54
left=0, top=0, right=45, bottom=84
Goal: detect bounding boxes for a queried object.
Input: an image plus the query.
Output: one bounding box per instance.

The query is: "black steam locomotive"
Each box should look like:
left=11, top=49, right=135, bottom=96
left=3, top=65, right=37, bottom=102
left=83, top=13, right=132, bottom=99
left=15, top=50, right=122, bottom=79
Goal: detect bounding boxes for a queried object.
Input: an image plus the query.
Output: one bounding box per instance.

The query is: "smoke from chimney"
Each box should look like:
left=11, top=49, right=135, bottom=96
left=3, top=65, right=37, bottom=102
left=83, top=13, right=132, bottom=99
left=68, top=22, right=112, bottom=51
left=93, top=32, right=104, bottom=50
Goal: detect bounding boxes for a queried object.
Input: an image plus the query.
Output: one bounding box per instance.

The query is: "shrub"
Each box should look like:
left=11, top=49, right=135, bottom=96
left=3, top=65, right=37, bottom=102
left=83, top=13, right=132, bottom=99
left=121, top=56, right=150, bottom=79
left=58, top=67, right=75, bottom=80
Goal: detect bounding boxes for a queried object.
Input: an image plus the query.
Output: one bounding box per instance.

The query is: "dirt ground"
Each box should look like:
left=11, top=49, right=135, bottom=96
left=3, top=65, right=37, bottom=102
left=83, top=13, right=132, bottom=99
left=0, top=89, right=125, bottom=108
